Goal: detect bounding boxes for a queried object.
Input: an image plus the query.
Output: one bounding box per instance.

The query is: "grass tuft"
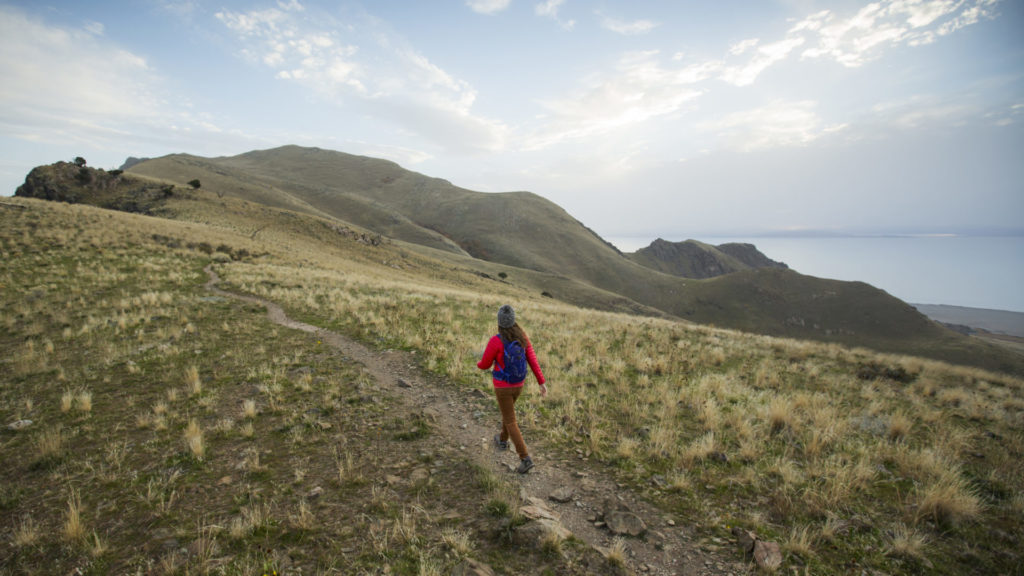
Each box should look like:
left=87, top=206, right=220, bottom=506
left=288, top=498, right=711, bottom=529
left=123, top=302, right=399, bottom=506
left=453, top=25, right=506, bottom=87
left=440, top=527, right=473, bottom=558
left=918, top=468, right=984, bottom=527
left=13, top=515, right=40, bottom=547
left=887, top=410, right=912, bottom=442
left=185, top=365, right=202, bottom=396
left=63, top=489, right=85, bottom=543
left=605, top=536, right=628, bottom=568
left=886, top=523, right=929, bottom=560
left=184, top=419, right=205, bottom=460
left=60, top=389, right=73, bottom=413
left=35, top=425, right=64, bottom=464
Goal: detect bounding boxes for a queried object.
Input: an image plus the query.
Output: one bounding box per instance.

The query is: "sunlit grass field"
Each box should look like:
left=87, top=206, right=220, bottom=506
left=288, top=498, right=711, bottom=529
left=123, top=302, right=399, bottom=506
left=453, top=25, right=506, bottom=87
left=0, top=198, right=579, bottom=575
left=3, top=195, right=1023, bottom=574
left=226, top=256, right=1024, bottom=573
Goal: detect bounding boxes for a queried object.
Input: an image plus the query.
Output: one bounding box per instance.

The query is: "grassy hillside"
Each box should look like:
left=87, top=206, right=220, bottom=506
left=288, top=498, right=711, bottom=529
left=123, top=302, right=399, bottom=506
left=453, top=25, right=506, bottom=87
left=116, top=146, right=1024, bottom=375
left=0, top=196, right=621, bottom=575
left=3, top=192, right=1023, bottom=575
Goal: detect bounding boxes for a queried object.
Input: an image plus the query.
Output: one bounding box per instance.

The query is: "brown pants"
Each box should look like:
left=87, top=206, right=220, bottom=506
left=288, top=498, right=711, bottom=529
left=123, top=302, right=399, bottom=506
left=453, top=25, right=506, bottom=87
left=495, top=387, right=528, bottom=459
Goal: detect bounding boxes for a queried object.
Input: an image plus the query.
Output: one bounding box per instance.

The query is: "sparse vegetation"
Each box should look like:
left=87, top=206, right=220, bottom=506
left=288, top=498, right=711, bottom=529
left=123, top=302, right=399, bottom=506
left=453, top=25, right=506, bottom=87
left=2, top=191, right=1022, bottom=575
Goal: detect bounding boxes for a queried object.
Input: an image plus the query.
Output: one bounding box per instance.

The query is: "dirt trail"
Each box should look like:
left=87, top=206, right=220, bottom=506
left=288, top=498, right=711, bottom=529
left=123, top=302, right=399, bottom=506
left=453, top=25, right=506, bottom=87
left=204, top=266, right=746, bottom=576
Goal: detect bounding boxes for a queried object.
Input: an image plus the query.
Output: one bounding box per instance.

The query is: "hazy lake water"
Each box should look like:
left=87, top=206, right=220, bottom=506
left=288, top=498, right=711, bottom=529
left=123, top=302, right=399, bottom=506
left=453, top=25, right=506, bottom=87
left=608, top=235, right=1024, bottom=313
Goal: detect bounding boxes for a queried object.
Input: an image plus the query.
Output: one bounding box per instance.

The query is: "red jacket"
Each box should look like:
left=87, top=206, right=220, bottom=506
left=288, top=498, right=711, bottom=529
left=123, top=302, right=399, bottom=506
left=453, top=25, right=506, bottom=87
left=478, top=334, right=546, bottom=388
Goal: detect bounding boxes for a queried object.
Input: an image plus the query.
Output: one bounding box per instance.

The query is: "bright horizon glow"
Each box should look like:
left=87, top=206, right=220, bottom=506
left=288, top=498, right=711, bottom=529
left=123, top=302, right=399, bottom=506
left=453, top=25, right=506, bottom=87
left=1, top=1, right=1021, bottom=240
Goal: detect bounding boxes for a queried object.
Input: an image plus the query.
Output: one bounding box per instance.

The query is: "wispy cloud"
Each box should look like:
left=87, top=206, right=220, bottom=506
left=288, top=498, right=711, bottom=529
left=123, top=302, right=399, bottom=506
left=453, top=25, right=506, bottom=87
left=598, top=12, right=658, bottom=35
left=0, top=5, right=268, bottom=161
left=520, top=0, right=999, bottom=161
left=720, top=36, right=805, bottom=86
left=535, top=0, right=575, bottom=30
left=0, top=7, right=166, bottom=144
left=797, top=0, right=1000, bottom=66
left=700, top=100, right=847, bottom=151
left=216, top=3, right=507, bottom=153
left=466, top=0, right=511, bottom=15
left=525, top=51, right=713, bottom=150
left=728, top=38, right=759, bottom=56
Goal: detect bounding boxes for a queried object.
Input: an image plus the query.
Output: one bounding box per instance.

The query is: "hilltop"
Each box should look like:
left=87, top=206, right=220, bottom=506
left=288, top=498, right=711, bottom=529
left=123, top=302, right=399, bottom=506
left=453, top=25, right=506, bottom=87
left=627, top=238, right=788, bottom=279
left=15, top=147, right=1023, bottom=376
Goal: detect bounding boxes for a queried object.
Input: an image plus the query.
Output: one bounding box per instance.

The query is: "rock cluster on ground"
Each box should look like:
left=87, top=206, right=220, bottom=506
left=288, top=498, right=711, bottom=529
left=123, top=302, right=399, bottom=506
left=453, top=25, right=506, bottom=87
left=731, top=526, right=783, bottom=570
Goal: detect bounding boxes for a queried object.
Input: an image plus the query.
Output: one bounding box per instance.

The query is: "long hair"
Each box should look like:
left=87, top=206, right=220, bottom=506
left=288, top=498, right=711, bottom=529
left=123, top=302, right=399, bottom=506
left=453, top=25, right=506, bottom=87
left=499, top=322, right=529, bottom=348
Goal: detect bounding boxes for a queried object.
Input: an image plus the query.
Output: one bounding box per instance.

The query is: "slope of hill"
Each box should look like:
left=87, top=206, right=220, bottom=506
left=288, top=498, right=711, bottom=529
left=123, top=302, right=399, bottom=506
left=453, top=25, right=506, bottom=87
left=17, top=148, right=1024, bottom=375
left=627, top=238, right=787, bottom=278
left=4, top=192, right=1023, bottom=575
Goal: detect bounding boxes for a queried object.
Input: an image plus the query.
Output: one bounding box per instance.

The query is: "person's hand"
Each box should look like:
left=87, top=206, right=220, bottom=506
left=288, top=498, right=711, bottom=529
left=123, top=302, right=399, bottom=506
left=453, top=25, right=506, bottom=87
left=539, top=383, right=548, bottom=398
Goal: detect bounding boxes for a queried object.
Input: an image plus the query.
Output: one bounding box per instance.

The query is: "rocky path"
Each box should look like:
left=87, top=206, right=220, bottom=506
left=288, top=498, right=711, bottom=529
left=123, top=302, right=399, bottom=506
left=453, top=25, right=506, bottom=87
left=204, top=266, right=748, bottom=576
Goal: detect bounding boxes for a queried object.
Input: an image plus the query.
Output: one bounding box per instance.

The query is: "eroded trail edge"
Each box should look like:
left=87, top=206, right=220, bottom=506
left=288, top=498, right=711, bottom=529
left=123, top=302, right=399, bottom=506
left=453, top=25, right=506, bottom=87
left=204, top=265, right=743, bottom=576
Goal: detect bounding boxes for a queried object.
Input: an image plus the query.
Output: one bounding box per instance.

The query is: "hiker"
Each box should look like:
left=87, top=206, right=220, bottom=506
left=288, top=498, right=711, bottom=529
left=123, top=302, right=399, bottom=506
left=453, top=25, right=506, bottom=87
left=478, top=304, right=547, bottom=473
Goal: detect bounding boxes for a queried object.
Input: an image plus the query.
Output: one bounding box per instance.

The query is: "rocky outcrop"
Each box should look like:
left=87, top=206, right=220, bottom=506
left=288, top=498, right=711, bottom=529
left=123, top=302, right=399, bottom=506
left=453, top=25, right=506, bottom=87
left=16, top=162, right=175, bottom=214
left=627, top=238, right=787, bottom=279
left=119, top=156, right=150, bottom=170
left=716, top=242, right=788, bottom=270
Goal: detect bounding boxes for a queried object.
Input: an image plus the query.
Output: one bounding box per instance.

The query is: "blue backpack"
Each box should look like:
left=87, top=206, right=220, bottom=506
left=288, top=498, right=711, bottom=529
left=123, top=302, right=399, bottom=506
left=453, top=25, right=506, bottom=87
left=494, top=335, right=528, bottom=383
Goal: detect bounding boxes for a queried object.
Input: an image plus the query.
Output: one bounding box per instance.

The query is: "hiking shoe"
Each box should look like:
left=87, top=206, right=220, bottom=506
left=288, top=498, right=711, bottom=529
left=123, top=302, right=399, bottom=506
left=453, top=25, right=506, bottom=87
left=493, top=434, right=509, bottom=451
left=516, top=457, right=534, bottom=474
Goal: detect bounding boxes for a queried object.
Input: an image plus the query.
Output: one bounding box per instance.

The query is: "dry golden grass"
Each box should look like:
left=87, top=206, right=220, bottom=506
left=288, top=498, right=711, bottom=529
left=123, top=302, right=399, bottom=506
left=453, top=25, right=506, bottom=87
left=76, top=389, right=92, bottom=413
left=667, top=469, right=692, bottom=492
left=90, top=530, right=108, bottom=557
left=615, top=436, right=639, bottom=460
left=440, top=527, right=473, bottom=557
left=290, top=500, right=316, bottom=531
left=5, top=194, right=1024, bottom=575
left=229, top=502, right=271, bottom=539
left=886, top=523, right=929, bottom=560
left=36, top=425, right=64, bottom=462
left=63, top=489, right=85, bottom=542
left=184, top=419, right=205, bottom=460
left=184, top=365, right=202, bottom=396
left=540, top=522, right=565, bottom=556
left=682, top=431, right=717, bottom=465
left=193, top=520, right=220, bottom=574
left=604, top=536, right=628, bottom=568
left=766, top=395, right=795, bottom=434
left=783, top=524, right=816, bottom=559
left=887, top=409, right=913, bottom=442
left=60, top=388, right=73, bottom=413
left=12, top=515, right=40, bottom=547
left=917, top=468, right=984, bottom=526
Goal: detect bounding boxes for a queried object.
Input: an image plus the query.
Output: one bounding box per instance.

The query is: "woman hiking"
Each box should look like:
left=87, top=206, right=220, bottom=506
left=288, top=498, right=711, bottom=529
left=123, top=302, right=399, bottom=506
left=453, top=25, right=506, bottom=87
left=477, top=304, right=547, bottom=473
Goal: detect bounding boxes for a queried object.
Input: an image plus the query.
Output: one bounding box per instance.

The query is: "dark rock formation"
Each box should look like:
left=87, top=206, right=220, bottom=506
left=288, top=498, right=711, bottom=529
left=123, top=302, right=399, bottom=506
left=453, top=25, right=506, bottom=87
left=16, top=162, right=173, bottom=214
left=628, top=238, right=786, bottom=279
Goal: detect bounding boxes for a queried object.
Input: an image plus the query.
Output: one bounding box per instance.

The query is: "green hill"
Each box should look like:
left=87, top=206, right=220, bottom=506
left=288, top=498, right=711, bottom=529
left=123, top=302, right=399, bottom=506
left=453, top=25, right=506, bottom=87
left=15, top=146, right=1023, bottom=375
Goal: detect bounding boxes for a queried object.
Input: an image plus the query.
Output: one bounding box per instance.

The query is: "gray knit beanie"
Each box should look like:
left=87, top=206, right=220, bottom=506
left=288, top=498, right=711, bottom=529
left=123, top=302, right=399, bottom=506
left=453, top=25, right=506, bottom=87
left=497, top=304, right=516, bottom=328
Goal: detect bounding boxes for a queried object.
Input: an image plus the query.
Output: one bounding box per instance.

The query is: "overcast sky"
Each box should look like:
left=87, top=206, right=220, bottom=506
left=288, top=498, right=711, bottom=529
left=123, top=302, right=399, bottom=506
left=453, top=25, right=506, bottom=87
left=1, top=0, right=1021, bottom=239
